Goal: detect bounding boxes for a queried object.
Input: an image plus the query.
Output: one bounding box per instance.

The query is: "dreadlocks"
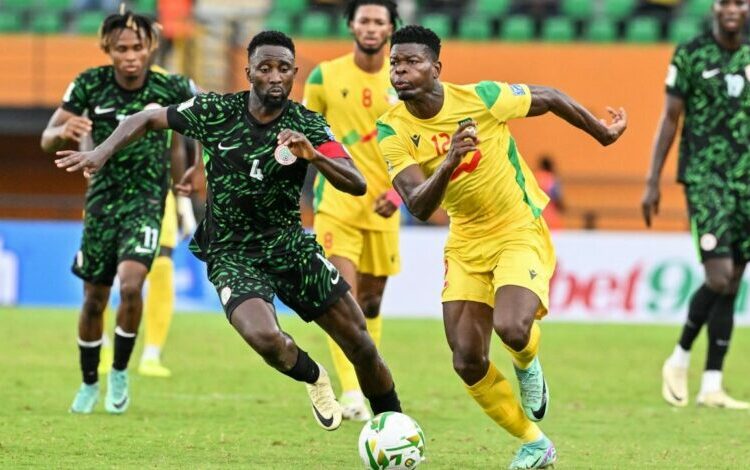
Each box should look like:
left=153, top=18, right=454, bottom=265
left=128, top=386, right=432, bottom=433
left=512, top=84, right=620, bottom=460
left=99, top=4, right=160, bottom=53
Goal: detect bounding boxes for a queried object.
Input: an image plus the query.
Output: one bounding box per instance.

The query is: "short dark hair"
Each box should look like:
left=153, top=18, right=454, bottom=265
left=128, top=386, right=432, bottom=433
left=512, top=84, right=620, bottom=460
left=390, top=25, right=441, bottom=59
left=344, top=0, right=400, bottom=28
left=247, top=30, right=295, bottom=59
left=100, top=9, right=159, bottom=52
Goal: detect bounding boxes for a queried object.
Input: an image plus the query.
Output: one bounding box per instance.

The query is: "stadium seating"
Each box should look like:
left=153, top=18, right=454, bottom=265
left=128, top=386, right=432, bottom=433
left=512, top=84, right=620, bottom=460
left=669, top=17, right=702, bottom=44
left=31, top=12, right=63, bottom=34
left=473, top=0, right=511, bottom=18
left=264, top=13, right=293, bottom=35
left=457, top=16, right=492, bottom=41
left=625, top=17, right=661, bottom=43
left=0, top=12, right=22, bottom=33
left=603, top=0, right=638, bottom=20
left=542, top=17, right=576, bottom=43
left=562, top=0, right=595, bottom=20
left=299, top=12, right=332, bottom=38
left=273, top=0, right=307, bottom=16
left=76, top=12, right=106, bottom=35
left=420, top=13, right=452, bottom=39
left=682, top=0, right=714, bottom=18
left=584, top=20, right=617, bottom=43
left=500, top=16, right=534, bottom=42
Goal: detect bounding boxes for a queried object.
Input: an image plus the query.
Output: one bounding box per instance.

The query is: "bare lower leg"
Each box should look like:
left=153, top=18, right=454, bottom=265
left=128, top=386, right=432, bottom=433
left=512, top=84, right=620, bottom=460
left=230, top=298, right=300, bottom=372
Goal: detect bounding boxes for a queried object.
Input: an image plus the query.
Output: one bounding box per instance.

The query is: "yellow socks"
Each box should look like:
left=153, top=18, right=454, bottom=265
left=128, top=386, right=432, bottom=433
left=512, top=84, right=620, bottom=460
left=504, top=322, right=540, bottom=369
left=143, top=256, right=174, bottom=356
left=328, top=315, right=383, bottom=393
left=466, top=362, right=541, bottom=443
left=365, top=315, right=382, bottom=349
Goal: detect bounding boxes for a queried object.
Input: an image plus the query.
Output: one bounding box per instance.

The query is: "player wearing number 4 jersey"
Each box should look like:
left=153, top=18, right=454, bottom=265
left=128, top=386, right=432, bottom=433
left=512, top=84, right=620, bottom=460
left=303, top=0, right=401, bottom=421
left=55, top=31, right=403, bottom=432
left=377, top=26, right=627, bottom=469
left=40, top=10, right=197, bottom=415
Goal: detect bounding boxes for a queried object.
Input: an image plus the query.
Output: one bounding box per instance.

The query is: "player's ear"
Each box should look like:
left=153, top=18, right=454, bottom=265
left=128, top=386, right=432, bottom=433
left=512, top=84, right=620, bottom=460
left=293, top=65, right=299, bottom=77
left=433, top=60, right=442, bottom=79
left=244, top=65, right=251, bottom=84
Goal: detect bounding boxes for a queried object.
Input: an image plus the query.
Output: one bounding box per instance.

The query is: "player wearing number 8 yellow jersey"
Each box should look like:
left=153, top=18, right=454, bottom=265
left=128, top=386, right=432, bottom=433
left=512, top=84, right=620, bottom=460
left=377, top=26, right=628, bottom=469
left=303, top=0, right=401, bottom=421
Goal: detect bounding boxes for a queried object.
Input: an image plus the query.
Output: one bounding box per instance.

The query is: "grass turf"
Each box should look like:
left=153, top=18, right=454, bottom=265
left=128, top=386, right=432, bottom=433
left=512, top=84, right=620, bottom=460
left=1, top=307, right=748, bottom=469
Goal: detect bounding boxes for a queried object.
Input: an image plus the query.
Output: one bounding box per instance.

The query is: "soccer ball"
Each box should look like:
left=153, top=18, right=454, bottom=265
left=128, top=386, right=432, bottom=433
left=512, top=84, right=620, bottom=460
left=358, top=412, right=425, bottom=469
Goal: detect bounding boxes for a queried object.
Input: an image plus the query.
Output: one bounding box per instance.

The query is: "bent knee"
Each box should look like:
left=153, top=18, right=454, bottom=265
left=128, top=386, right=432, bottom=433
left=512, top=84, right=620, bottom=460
left=358, top=294, right=383, bottom=319
left=452, top=349, right=488, bottom=384
left=119, top=282, right=143, bottom=303
left=494, top=320, right=530, bottom=352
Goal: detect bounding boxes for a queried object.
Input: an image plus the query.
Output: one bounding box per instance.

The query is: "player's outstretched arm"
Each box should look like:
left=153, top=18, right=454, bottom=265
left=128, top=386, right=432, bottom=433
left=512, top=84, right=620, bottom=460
left=277, top=129, right=366, bottom=196
left=527, top=86, right=627, bottom=146
left=54, top=108, right=170, bottom=176
left=641, top=94, right=684, bottom=227
left=392, top=121, right=478, bottom=221
left=40, top=108, right=93, bottom=153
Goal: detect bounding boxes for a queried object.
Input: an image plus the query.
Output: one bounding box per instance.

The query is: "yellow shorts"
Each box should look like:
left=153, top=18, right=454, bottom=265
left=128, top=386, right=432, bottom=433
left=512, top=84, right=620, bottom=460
left=314, top=212, right=400, bottom=277
left=159, top=192, right=178, bottom=249
left=442, top=217, right=556, bottom=318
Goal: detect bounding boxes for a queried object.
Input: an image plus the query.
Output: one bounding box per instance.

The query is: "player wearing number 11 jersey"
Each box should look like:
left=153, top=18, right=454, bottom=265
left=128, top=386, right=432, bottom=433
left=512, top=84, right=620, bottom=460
left=377, top=26, right=627, bottom=468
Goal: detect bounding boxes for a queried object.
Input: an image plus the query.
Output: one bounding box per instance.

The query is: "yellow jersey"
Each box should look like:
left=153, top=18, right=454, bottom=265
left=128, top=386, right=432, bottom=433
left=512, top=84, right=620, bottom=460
left=377, top=81, right=549, bottom=240
left=303, top=53, right=400, bottom=232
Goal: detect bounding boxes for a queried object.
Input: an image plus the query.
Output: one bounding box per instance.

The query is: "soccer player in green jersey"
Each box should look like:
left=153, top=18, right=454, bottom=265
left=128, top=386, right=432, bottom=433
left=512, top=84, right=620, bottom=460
left=643, top=0, right=750, bottom=409
left=40, top=10, right=197, bottom=415
left=55, top=31, right=403, bottom=431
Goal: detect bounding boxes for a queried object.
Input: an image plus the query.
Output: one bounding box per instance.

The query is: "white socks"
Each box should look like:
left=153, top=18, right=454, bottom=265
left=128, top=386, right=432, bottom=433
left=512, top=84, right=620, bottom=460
left=667, top=344, right=690, bottom=369
left=700, top=370, right=723, bottom=395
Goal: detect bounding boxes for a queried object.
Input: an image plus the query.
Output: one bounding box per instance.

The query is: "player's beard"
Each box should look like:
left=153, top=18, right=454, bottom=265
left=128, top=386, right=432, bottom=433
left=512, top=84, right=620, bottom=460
left=258, top=90, right=288, bottom=109
left=355, top=37, right=387, bottom=56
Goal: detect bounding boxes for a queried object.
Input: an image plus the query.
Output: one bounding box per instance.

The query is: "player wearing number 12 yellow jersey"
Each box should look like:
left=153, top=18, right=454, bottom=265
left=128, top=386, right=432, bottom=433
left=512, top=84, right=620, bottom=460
left=378, top=26, right=627, bottom=469
left=303, top=0, right=401, bottom=421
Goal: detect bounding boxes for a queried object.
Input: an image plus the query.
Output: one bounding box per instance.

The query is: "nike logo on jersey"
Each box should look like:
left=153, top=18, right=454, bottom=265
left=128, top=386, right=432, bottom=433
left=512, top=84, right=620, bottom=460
left=410, top=134, right=421, bottom=147
left=702, top=69, right=720, bottom=79
left=94, top=105, right=116, bottom=114
left=312, top=403, right=335, bottom=428
left=218, top=142, right=241, bottom=150
left=331, top=270, right=340, bottom=285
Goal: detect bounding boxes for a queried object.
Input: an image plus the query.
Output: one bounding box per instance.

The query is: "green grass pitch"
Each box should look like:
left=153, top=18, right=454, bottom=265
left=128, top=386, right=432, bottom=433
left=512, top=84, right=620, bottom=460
left=1, top=307, right=748, bottom=468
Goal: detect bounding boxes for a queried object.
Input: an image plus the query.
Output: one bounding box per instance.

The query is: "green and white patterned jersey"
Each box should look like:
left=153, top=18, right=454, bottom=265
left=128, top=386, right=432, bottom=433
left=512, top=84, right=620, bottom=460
left=666, top=32, right=750, bottom=184
left=166, top=92, right=337, bottom=256
left=61, top=65, right=196, bottom=213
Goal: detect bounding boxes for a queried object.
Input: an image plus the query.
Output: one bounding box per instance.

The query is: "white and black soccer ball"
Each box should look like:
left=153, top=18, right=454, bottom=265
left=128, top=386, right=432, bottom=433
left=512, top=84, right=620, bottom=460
left=358, top=412, right=425, bottom=470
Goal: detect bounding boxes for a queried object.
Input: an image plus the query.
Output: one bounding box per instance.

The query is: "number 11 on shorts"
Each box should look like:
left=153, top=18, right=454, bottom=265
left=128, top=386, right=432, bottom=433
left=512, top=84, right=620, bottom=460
left=137, top=226, right=159, bottom=253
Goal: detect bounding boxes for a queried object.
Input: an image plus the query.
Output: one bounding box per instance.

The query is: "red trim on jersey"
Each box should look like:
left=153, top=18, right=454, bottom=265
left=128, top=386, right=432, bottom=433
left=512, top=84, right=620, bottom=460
left=316, top=141, right=349, bottom=159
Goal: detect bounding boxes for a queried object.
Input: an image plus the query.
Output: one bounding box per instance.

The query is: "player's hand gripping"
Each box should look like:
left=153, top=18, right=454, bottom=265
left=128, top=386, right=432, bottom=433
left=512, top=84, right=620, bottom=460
left=277, top=129, right=316, bottom=160
left=446, top=120, right=480, bottom=169
left=600, top=107, right=628, bottom=145
left=641, top=180, right=660, bottom=228
left=374, top=191, right=400, bottom=218
left=54, top=147, right=108, bottom=178
left=61, top=116, right=93, bottom=144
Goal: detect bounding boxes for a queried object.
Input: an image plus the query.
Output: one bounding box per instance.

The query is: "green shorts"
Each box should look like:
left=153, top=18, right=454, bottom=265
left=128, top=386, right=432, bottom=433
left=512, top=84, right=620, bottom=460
left=199, top=230, right=350, bottom=322
left=72, top=199, right=165, bottom=285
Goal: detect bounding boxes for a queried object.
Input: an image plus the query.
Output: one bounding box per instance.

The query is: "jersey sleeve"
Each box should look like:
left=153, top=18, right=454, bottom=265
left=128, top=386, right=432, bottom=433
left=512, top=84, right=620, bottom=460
left=665, top=44, right=690, bottom=97
left=376, top=119, right=416, bottom=182
left=166, top=93, right=219, bottom=142
left=302, top=65, right=326, bottom=115
left=475, top=81, right=532, bottom=122
left=60, top=72, right=89, bottom=115
left=303, top=109, right=338, bottom=148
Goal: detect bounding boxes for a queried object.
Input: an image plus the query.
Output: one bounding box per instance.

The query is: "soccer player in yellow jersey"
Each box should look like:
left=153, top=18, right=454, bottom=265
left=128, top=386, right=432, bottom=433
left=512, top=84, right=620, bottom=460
left=303, top=0, right=401, bottom=421
left=377, top=26, right=627, bottom=469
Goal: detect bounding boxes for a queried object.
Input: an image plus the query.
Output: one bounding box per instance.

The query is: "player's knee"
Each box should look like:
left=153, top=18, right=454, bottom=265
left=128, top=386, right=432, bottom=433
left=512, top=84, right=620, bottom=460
left=250, top=329, right=288, bottom=361
left=451, top=348, right=488, bottom=384
left=82, top=294, right=107, bottom=317
left=119, top=281, right=143, bottom=304
left=359, top=293, right=382, bottom=319
left=495, top=320, right=530, bottom=352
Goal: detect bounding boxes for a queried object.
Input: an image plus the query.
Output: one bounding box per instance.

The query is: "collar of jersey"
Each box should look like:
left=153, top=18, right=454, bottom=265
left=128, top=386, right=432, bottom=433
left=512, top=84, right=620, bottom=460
left=109, top=66, right=151, bottom=94
left=243, top=91, right=291, bottom=127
